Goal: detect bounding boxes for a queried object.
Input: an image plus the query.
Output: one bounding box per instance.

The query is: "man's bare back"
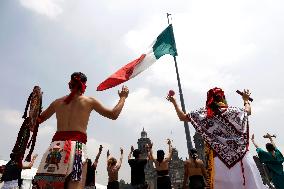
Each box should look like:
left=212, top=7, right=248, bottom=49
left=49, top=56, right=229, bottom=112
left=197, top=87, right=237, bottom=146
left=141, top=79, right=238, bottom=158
left=54, top=95, right=96, bottom=133
left=34, top=72, right=129, bottom=189
left=184, top=159, right=207, bottom=177
left=40, top=88, right=129, bottom=134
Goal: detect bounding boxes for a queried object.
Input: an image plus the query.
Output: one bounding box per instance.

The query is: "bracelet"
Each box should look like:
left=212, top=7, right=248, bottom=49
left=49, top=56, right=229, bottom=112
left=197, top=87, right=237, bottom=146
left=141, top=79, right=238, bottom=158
left=244, top=102, right=250, bottom=106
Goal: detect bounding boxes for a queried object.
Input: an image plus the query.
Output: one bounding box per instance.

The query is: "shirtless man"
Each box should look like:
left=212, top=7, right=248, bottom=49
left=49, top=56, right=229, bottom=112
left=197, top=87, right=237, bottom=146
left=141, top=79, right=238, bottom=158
left=183, top=149, right=207, bottom=189
left=33, top=72, right=129, bottom=189
left=107, top=148, right=123, bottom=189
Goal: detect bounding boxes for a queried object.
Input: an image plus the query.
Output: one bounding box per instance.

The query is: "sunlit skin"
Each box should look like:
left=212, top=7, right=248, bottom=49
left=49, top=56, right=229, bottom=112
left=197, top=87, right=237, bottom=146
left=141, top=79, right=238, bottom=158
left=147, top=139, right=173, bottom=171
left=39, top=85, right=129, bottom=189
left=107, top=148, right=123, bottom=182
left=183, top=156, right=207, bottom=189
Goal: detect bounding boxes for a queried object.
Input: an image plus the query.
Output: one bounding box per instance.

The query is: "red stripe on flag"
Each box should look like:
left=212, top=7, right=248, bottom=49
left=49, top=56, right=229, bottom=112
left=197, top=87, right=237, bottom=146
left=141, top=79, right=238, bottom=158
left=97, top=54, right=146, bottom=91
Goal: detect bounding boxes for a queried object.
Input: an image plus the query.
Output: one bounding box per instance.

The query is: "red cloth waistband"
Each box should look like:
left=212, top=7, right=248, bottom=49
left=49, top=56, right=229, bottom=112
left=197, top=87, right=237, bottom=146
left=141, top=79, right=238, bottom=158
left=52, top=131, right=87, bottom=144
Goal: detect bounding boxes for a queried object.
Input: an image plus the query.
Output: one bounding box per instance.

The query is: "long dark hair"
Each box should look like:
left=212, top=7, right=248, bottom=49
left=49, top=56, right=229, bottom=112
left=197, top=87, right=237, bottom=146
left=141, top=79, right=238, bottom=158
left=266, top=143, right=275, bottom=152
left=157, top=150, right=165, bottom=164
left=190, top=148, right=198, bottom=160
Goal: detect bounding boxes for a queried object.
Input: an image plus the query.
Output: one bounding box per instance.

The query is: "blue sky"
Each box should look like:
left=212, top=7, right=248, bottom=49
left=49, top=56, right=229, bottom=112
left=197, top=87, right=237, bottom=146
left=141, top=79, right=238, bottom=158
left=1, top=0, right=284, bottom=184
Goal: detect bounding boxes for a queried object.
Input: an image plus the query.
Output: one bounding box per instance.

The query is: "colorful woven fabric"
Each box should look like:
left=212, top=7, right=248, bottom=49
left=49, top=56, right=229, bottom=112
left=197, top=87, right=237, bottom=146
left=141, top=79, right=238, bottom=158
left=205, top=143, right=214, bottom=189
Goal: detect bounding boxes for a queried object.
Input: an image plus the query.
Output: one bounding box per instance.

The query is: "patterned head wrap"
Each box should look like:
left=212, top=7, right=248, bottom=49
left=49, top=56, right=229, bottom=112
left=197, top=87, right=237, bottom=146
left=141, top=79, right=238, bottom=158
left=206, top=87, right=228, bottom=118
left=64, top=72, right=87, bottom=104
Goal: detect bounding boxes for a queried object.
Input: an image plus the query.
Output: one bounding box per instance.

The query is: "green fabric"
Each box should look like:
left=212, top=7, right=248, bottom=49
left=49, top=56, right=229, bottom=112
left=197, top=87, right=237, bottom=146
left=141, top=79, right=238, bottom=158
left=256, top=148, right=284, bottom=189
left=153, top=24, right=178, bottom=59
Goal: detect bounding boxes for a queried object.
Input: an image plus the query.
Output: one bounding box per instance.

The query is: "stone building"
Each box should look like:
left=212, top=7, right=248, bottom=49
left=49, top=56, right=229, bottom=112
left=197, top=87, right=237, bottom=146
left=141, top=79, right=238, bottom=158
left=137, top=128, right=157, bottom=189
left=169, top=148, right=184, bottom=189
left=136, top=128, right=185, bottom=189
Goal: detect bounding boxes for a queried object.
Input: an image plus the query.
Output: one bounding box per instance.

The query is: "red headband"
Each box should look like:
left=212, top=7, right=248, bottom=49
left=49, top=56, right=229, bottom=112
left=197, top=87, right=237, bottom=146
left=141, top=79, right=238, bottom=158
left=64, top=76, right=87, bottom=104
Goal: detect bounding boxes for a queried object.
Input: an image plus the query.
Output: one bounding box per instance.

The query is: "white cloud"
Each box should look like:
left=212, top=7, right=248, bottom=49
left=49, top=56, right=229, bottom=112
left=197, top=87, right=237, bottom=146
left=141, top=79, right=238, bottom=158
left=122, top=88, right=177, bottom=128
left=19, top=0, right=64, bottom=19
left=87, top=138, right=112, bottom=159
left=253, top=98, right=284, bottom=114
left=38, top=124, right=56, bottom=137
left=122, top=3, right=260, bottom=94
left=0, top=109, right=23, bottom=127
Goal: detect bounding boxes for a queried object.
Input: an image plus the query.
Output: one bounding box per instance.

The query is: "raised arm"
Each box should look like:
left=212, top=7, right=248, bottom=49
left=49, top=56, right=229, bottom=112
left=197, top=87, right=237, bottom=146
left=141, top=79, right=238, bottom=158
left=38, top=101, right=56, bottom=124
left=22, top=154, right=38, bottom=169
left=146, top=143, right=154, bottom=161
left=94, top=145, right=103, bottom=167
left=166, top=139, right=173, bottom=161
left=116, top=148, right=123, bottom=169
left=91, top=86, right=129, bottom=120
left=128, top=146, right=134, bottom=160
left=166, top=95, right=189, bottom=122
left=266, top=133, right=277, bottom=148
left=107, top=150, right=110, bottom=161
left=251, top=134, right=259, bottom=148
left=242, top=89, right=251, bottom=116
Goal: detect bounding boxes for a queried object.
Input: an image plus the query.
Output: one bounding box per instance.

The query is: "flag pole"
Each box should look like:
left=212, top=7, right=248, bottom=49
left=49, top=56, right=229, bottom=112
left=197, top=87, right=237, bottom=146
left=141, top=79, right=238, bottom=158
left=167, top=13, right=193, bottom=153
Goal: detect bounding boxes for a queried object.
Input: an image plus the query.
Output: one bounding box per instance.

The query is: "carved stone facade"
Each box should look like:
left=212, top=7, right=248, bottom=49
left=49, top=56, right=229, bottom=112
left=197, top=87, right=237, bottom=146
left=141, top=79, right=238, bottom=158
left=137, top=128, right=157, bottom=189
left=136, top=128, right=185, bottom=189
left=169, top=148, right=184, bottom=189
left=193, top=132, right=206, bottom=163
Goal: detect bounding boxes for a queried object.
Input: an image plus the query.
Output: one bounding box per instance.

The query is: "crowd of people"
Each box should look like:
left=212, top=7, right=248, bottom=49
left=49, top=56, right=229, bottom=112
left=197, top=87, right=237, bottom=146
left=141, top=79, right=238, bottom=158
left=0, top=72, right=283, bottom=189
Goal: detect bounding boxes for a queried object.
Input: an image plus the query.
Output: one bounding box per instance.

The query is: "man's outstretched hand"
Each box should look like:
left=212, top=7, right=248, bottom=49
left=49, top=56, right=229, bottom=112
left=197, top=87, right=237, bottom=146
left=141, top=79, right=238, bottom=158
left=118, top=85, right=129, bottom=98
left=242, top=89, right=251, bottom=102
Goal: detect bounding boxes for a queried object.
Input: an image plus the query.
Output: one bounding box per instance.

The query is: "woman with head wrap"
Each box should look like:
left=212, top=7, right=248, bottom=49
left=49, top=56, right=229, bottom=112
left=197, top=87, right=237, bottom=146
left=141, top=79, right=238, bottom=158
left=251, top=133, right=284, bottom=189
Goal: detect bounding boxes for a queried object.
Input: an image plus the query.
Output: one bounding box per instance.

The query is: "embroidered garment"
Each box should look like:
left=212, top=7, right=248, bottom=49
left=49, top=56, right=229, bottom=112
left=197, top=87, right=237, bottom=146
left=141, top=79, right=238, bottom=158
left=33, top=131, right=88, bottom=189
left=256, top=148, right=284, bottom=189
left=188, top=107, right=267, bottom=189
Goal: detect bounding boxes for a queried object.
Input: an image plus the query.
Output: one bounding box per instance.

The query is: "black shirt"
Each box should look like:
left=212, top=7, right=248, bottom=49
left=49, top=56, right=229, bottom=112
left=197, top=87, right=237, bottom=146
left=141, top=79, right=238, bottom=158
left=1, top=160, right=22, bottom=186
left=128, top=159, right=147, bottom=185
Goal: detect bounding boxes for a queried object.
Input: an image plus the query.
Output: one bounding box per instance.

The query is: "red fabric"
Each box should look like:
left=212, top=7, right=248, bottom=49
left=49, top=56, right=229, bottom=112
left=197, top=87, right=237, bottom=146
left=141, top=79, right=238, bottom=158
left=63, top=140, right=72, bottom=163
left=206, top=87, right=228, bottom=118
left=52, top=131, right=87, bottom=144
left=64, top=76, right=87, bottom=104
left=97, top=54, right=146, bottom=91
left=241, top=159, right=246, bottom=186
left=37, top=180, right=64, bottom=189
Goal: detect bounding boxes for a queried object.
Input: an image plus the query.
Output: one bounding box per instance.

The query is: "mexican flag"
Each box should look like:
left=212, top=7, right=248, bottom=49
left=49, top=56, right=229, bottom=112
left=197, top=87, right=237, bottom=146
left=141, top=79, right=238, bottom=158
left=97, top=24, right=178, bottom=91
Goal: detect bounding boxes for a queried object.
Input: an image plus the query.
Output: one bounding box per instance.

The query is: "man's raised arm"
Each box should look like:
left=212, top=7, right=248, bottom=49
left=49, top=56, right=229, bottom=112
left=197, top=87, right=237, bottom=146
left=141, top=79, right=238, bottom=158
left=116, top=148, right=123, bottom=169
left=266, top=133, right=277, bottom=148
left=91, top=86, right=129, bottom=120
left=128, top=146, right=134, bottom=160
left=166, top=139, right=173, bottom=161
left=38, top=101, right=56, bottom=124
left=94, top=145, right=103, bottom=167
left=166, top=94, right=189, bottom=122
left=251, top=134, right=259, bottom=148
left=242, top=89, right=252, bottom=115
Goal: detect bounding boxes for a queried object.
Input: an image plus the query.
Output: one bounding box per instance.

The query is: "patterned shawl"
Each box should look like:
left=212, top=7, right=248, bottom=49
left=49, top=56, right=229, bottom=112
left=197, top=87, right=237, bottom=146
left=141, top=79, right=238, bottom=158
left=188, top=107, right=249, bottom=168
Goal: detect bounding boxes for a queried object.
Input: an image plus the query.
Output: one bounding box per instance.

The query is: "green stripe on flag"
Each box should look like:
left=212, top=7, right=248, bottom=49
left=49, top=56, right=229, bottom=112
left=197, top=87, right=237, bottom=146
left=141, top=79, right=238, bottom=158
left=153, top=24, right=178, bottom=59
